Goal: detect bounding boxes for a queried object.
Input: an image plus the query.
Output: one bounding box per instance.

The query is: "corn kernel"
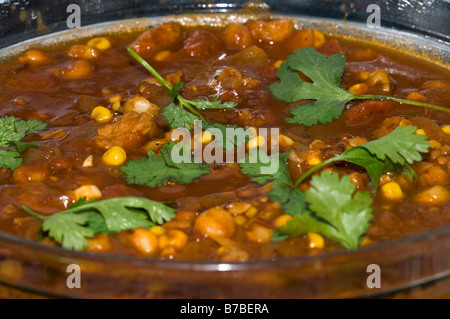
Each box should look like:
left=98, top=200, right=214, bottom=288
left=359, top=70, right=370, bottom=80
left=279, top=134, right=294, bottom=147
left=348, top=83, right=369, bottom=95
left=441, top=125, right=450, bottom=135
left=245, top=206, right=258, bottom=218
left=87, top=37, right=111, bottom=51
left=112, top=101, right=121, bottom=112
left=429, top=140, right=441, bottom=148
left=381, top=181, right=404, bottom=201
left=313, top=30, right=325, bottom=47
left=90, top=106, right=113, bottom=124
left=150, top=226, right=166, bottom=236
left=306, top=150, right=322, bottom=166
left=108, top=94, right=123, bottom=104
left=273, top=60, right=284, bottom=69
left=415, top=129, right=426, bottom=135
left=102, top=146, right=127, bottom=166
left=73, top=185, right=102, bottom=201
left=307, top=232, right=324, bottom=249
left=360, top=237, right=373, bottom=247
left=406, top=92, right=426, bottom=102
left=233, top=215, right=247, bottom=226
left=274, top=214, right=294, bottom=228
left=247, top=136, right=266, bottom=149
left=202, top=131, right=213, bottom=144
left=154, top=50, right=172, bottom=61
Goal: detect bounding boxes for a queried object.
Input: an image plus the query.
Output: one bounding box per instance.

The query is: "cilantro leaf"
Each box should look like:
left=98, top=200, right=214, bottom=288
left=128, top=48, right=237, bottom=129
left=294, top=125, right=430, bottom=190
left=41, top=212, right=96, bottom=251
left=240, top=150, right=306, bottom=215
left=0, top=149, right=22, bottom=170
left=190, top=97, right=237, bottom=110
left=279, top=171, right=373, bottom=250
left=162, top=103, right=200, bottom=129
left=269, top=48, right=354, bottom=126
left=357, top=125, right=430, bottom=165
left=121, top=141, right=211, bottom=187
left=170, top=82, right=184, bottom=100
left=22, top=196, right=175, bottom=250
left=269, top=47, right=450, bottom=126
left=0, top=116, right=47, bottom=170
left=0, top=116, right=47, bottom=148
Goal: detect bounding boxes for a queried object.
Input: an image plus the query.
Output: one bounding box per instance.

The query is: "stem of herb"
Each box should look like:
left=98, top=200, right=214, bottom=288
left=20, top=206, right=46, bottom=220
left=354, top=94, right=450, bottom=114
left=127, top=48, right=172, bottom=91
left=293, top=157, right=340, bottom=187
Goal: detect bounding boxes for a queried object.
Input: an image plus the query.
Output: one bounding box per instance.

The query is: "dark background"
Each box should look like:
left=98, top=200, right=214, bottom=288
left=0, top=0, right=449, bottom=47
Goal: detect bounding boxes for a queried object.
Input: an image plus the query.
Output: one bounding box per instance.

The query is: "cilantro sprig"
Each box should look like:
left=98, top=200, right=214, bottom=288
left=294, top=125, right=430, bottom=189
left=270, top=47, right=450, bottom=126
left=0, top=116, right=47, bottom=170
left=22, top=196, right=175, bottom=251
left=275, top=171, right=373, bottom=250
left=121, top=141, right=211, bottom=187
left=239, top=150, right=371, bottom=249
left=128, top=48, right=236, bottom=129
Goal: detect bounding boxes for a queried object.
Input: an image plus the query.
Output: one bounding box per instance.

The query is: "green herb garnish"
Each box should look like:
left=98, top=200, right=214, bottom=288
left=239, top=151, right=370, bottom=249
left=269, top=47, right=450, bottom=126
left=121, top=141, right=211, bottom=187
left=22, top=197, right=175, bottom=251
left=128, top=48, right=236, bottom=129
left=294, top=125, right=430, bottom=189
left=0, top=116, right=47, bottom=170
left=275, top=171, right=373, bottom=250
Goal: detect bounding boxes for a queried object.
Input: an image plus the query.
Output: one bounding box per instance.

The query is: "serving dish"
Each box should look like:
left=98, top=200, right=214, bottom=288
left=0, top=0, right=449, bottom=298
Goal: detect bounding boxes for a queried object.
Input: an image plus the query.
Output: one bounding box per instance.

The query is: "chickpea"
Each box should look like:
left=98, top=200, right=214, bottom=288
left=414, top=185, right=450, bottom=205
left=67, top=44, right=100, bottom=59
left=158, top=229, right=188, bottom=250
left=128, top=228, right=159, bottom=255
left=19, top=49, right=52, bottom=65
left=60, top=60, right=93, bottom=79
left=85, top=234, right=113, bottom=252
left=245, top=223, right=274, bottom=244
left=194, top=207, right=235, bottom=239
left=222, top=23, right=253, bottom=49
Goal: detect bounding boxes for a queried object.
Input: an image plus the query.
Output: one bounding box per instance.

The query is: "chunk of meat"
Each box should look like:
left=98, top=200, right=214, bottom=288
left=346, top=100, right=394, bottom=122
left=249, top=20, right=294, bottom=42
left=129, top=22, right=184, bottom=56
left=138, top=82, right=173, bottom=108
left=182, top=30, right=222, bottom=58
left=315, top=39, right=344, bottom=56
left=216, top=67, right=260, bottom=92
left=93, top=112, right=161, bottom=150
left=6, top=71, right=60, bottom=93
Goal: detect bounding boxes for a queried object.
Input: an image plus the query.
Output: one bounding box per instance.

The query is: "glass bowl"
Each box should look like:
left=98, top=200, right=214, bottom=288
left=0, top=0, right=449, bottom=298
